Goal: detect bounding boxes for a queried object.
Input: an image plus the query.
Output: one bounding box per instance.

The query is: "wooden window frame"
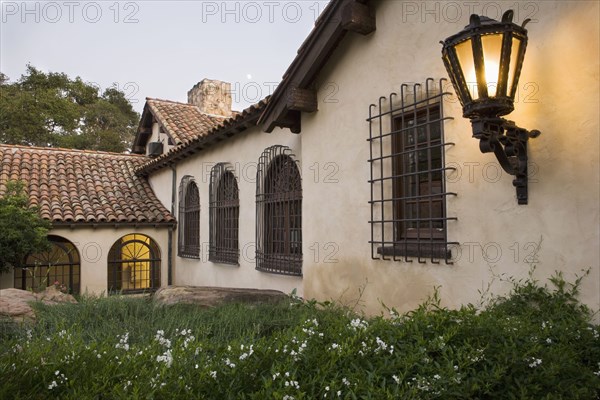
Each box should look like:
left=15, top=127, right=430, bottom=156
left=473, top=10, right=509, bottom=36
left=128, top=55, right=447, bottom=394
left=15, top=235, right=81, bottom=294
left=107, top=234, right=161, bottom=294
left=368, top=79, right=457, bottom=263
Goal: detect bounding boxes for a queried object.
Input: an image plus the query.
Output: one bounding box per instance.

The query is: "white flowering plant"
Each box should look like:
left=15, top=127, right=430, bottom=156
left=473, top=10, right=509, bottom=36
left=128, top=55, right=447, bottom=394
left=0, top=271, right=598, bottom=399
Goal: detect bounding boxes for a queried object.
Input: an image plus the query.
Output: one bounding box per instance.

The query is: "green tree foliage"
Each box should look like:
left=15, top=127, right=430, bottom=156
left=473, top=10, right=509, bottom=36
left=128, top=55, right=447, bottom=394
left=0, top=65, right=139, bottom=152
left=0, top=181, right=51, bottom=273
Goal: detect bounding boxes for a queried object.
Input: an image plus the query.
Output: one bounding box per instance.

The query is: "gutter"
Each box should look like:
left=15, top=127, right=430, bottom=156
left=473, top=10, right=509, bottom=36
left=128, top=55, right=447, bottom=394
left=168, top=164, right=177, bottom=286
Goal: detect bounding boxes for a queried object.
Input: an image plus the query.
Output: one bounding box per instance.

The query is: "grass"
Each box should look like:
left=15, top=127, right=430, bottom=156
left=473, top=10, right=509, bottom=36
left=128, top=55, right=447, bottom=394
left=1, top=273, right=599, bottom=399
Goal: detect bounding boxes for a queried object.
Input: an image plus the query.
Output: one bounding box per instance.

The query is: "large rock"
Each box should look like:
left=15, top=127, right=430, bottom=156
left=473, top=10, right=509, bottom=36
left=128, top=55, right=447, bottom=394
left=154, top=286, right=287, bottom=308
left=35, top=285, right=77, bottom=305
left=0, top=286, right=77, bottom=322
left=0, top=289, right=37, bottom=321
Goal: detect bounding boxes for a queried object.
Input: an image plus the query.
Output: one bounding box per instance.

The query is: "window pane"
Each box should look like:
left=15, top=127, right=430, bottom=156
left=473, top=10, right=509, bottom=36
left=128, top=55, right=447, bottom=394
left=393, top=105, right=445, bottom=240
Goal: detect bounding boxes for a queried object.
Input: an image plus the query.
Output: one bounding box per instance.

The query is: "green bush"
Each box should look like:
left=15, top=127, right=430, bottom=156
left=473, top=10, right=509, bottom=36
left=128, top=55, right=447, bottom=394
left=1, top=274, right=598, bottom=399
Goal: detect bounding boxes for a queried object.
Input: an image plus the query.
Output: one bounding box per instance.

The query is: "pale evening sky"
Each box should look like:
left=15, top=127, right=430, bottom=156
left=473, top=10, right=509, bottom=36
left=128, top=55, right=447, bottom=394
left=0, top=1, right=330, bottom=113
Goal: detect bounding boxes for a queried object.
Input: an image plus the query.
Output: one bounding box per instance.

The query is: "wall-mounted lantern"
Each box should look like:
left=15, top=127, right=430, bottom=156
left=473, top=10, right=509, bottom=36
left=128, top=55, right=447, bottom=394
left=441, top=10, right=540, bottom=204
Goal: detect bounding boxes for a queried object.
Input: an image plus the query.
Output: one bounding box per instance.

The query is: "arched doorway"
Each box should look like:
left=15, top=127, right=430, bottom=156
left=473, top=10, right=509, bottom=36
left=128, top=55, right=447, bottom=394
left=14, top=235, right=81, bottom=294
left=107, top=234, right=161, bottom=294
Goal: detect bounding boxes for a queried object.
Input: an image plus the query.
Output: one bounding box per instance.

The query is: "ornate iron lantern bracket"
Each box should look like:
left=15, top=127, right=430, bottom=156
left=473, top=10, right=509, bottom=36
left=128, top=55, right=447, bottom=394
left=471, top=117, right=540, bottom=204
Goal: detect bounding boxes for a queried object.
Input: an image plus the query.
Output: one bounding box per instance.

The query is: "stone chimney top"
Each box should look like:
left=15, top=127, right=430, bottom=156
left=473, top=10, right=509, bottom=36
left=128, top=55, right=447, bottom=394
left=187, top=79, right=233, bottom=118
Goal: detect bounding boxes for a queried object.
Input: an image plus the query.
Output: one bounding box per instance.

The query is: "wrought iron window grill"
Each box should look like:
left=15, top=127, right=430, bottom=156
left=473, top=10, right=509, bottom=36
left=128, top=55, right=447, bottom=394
left=367, top=78, right=458, bottom=264
left=256, top=145, right=303, bottom=276
left=107, top=234, right=161, bottom=294
left=16, top=235, right=81, bottom=294
left=178, top=176, right=200, bottom=258
left=209, top=163, right=240, bottom=265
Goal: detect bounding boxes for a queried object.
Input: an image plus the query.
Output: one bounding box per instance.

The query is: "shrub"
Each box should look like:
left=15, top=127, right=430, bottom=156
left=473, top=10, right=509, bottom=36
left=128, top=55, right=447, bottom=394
left=0, top=273, right=598, bottom=399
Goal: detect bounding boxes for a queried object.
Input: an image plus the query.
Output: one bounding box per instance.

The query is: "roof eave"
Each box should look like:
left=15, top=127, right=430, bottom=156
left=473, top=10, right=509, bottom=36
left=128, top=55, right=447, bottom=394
left=50, top=221, right=177, bottom=229
left=132, top=103, right=154, bottom=154
left=259, top=0, right=376, bottom=133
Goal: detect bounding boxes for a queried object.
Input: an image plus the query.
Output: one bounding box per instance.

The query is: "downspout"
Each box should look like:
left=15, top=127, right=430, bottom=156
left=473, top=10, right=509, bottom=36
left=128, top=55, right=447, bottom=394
left=168, top=164, right=177, bottom=286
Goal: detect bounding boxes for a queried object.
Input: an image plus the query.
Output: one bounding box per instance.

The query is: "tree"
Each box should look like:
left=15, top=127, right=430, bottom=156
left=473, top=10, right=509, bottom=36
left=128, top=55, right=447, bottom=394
left=0, top=65, right=139, bottom=152
left=0, top=181, right=51, bottom=273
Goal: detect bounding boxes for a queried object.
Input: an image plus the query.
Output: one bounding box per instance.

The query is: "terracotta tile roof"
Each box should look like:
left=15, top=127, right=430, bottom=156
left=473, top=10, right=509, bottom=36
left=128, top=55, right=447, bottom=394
left=0, top=145, right=175, bottom=226
left=137, top=98, right=269, bottom=176
left=146, top=98, right=228, bottom=144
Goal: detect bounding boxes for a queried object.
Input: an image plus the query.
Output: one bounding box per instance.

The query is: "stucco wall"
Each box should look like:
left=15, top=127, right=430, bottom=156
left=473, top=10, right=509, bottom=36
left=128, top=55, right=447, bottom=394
left=155, top=125, right=304, bottom=295
left=0, top=227, right=170, bottom=295
left=299, top=0, right=599, bottom=314
left=148, top=166, right=174, bottom=214
left=146, top=122, right=175, bottom=157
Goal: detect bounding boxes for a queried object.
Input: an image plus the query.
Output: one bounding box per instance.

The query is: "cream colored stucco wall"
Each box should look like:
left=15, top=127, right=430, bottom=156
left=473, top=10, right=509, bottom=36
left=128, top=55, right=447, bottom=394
left=152, top=125, right=303, bottom=295
left=148, top=166, right=174, bottom=214
left=0, top=227, right=170, bottom=295
left=299, top=0, right=599, bottom=315
left=146, top=122, right=175, bottom=156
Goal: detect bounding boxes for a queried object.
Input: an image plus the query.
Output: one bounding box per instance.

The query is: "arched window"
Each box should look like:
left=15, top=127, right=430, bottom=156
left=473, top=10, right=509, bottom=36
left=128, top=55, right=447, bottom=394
left=107, top=234, right=161, bottom=294
left=256, top=146, right=302, bottom=276
left=178, top=176, right=200, bottom=258
left=14, top=235, right=80, bottom=294
left=209, top=163, right=239, bottom=265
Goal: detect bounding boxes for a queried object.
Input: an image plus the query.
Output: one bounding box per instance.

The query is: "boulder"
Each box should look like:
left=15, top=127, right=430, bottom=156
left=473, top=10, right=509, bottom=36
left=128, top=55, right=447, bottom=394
left=0, top=286, right=77, bottom=322
left=35, top=285, right=77, bottom=305
left=154, top=286, right=287, bottom=308
left=0, top=289, right=37, bottom=321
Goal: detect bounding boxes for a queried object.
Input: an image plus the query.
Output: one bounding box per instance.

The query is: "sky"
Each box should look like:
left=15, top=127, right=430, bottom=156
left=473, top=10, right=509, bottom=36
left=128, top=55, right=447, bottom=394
left=0, top=0, right=330, bottom=113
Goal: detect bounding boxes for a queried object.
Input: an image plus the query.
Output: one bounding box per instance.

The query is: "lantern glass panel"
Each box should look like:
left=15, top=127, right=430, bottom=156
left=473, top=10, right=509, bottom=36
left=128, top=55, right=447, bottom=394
left=481, top=33, right=503, bottom=97
left=454, top=39, right=477, bottom=100
left=507, top=37, right=522, bottom=97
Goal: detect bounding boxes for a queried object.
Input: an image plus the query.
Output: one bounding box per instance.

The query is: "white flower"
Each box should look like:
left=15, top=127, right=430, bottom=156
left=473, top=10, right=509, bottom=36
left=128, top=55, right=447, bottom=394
left=284, top=380, right=300, bottom=389
left=116, top=332, right=130, bottom=351
left=224, top=358, right=236, bottom=368
left=546, top=338, right=552, bottom=344
left=527, top=357, right=542, bottom=368
left=156, top=350, right=173, bottom=367
left=155, top=330, right=172, bottom=348
left=210, top=371, right=217, bottom=379
left=48, top=381, right=58, bottom=390
left=349, top=318, right=368, bottom=331
left=392, top=375, right=400, bottom=384
left=375, top=337, right=388, bottom=352
left=342, top=377, right=350, bottom=386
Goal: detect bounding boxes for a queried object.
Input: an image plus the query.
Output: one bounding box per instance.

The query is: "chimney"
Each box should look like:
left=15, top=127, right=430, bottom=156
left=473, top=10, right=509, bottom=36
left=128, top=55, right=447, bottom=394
left=187, top=79, right=233, bottom=117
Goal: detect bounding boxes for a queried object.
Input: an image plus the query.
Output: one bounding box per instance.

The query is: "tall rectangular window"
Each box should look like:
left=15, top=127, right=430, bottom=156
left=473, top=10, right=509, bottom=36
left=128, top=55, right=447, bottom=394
left=209, top=163, right=239, bottom=265
left=256, top=146, right=302, bottom=276
left=368, top=79, right=457, bottom=263
left=178, top=176, right=200, bottom=258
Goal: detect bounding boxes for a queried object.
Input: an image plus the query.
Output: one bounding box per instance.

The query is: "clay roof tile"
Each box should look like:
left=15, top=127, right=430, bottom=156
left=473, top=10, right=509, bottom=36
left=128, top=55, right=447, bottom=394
left=0, top=145, right=175, bottom=226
